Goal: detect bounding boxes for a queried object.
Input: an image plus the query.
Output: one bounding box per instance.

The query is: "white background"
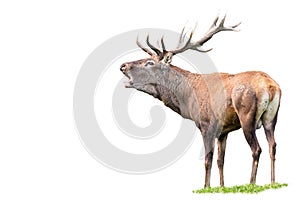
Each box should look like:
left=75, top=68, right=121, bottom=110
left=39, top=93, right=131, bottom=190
left=0, top=0, right=299, bottom=199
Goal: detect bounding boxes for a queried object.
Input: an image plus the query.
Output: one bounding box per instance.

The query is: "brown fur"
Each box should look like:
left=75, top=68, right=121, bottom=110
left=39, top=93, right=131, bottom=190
left=120, top=15, right=282, bottom=186
left=121, top=58, right=281, bottom=187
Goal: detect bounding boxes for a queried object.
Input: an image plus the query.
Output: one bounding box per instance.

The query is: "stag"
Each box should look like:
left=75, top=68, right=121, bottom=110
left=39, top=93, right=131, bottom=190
left=120, top=15, right=281, bottom=187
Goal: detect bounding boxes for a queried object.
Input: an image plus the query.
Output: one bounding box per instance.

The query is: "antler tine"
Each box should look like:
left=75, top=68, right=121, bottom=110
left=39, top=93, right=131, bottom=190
left=216, top=15, right=241, bottom=32
left=161, top=36, right=167, bottom=53
left=177, top=26, right=186, bottom=48
left=192, top=47, right=213, bottom=53
left=146, top=35, right=163, bottom=57
left=219, top=14, right=226, bottom=27
left=228, top=21, right=242, bottom=30
left=171, top=28, right=194, bottom=55
left=211, top=15, right=219, bottom=28
left=170, top=15, right=240, bottom=55
left=136, top=36, right=154, bottom=56
left=194, top=15, right=240, bottom=47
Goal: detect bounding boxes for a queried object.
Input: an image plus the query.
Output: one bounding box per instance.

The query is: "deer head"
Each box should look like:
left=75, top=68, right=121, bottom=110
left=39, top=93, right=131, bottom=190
left=120, top=15, right=240, bottom=94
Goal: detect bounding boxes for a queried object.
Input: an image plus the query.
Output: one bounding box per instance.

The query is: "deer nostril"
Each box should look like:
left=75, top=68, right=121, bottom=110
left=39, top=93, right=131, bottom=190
left=120, top=63, right=126, bottom=72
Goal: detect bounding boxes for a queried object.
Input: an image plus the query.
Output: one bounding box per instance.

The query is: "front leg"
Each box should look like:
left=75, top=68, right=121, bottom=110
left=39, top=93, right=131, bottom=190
left=202, top=133, right=215, bottom=188
left=217, top=134, right=228, bottom=187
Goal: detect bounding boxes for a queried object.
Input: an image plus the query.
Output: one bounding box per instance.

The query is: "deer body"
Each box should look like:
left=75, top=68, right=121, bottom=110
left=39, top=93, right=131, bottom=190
left=120, top=15, right=281, bottom=187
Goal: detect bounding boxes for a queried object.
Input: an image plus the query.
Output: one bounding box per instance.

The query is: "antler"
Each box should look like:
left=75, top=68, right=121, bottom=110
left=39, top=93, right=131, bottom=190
left=170, top=15, right=241, bottom=55
left=146, top=35, right=163, bottom=57
left=136, top=36, right=154, bottom=56
left=136, top=15, right=241, bottom=60
left=136, top=36, right=164, bottom=59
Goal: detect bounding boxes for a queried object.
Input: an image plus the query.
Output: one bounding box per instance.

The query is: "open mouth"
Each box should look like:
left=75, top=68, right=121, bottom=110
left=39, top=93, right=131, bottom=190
left=123, top=73, right=134, bottom=88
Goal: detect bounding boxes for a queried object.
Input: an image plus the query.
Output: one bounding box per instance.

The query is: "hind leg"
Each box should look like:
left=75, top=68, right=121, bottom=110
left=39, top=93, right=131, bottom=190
left=264, top=126, right=276, bottom=184
left=233, top=86, right=261, bottom=184
left=238, top=109, right=262, bottom=184
left=243, top=125, right=262, bottom=184
left=262, top=89, right=280, bottom=184
left=263, top=111, right=279, bottom=184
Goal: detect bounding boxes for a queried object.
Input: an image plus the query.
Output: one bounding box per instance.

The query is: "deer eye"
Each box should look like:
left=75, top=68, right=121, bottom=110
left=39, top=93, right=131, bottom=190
left=145, top=60, right=155, bottom=67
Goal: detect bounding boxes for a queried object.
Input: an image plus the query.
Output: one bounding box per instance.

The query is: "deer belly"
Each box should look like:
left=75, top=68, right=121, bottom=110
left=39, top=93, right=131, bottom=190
left=221, top=108, right=241, bottom=134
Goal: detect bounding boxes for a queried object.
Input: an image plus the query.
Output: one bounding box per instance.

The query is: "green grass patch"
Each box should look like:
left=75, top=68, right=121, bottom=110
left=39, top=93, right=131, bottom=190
left=193, top=183, right=288, bottom=194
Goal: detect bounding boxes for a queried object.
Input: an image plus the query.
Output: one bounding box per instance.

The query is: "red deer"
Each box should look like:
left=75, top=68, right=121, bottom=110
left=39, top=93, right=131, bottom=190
left=120, top=15, right=281, bottom=187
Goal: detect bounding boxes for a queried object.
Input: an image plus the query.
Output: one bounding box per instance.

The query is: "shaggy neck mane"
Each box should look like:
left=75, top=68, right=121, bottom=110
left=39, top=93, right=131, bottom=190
left=153, top=64, right=195, bottom=116
left=169, top=64, right=192, bottom=76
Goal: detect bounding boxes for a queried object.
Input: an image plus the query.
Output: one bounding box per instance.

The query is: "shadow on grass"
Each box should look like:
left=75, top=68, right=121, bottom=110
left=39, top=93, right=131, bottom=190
left=193, top=183, right=288, bottom=194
